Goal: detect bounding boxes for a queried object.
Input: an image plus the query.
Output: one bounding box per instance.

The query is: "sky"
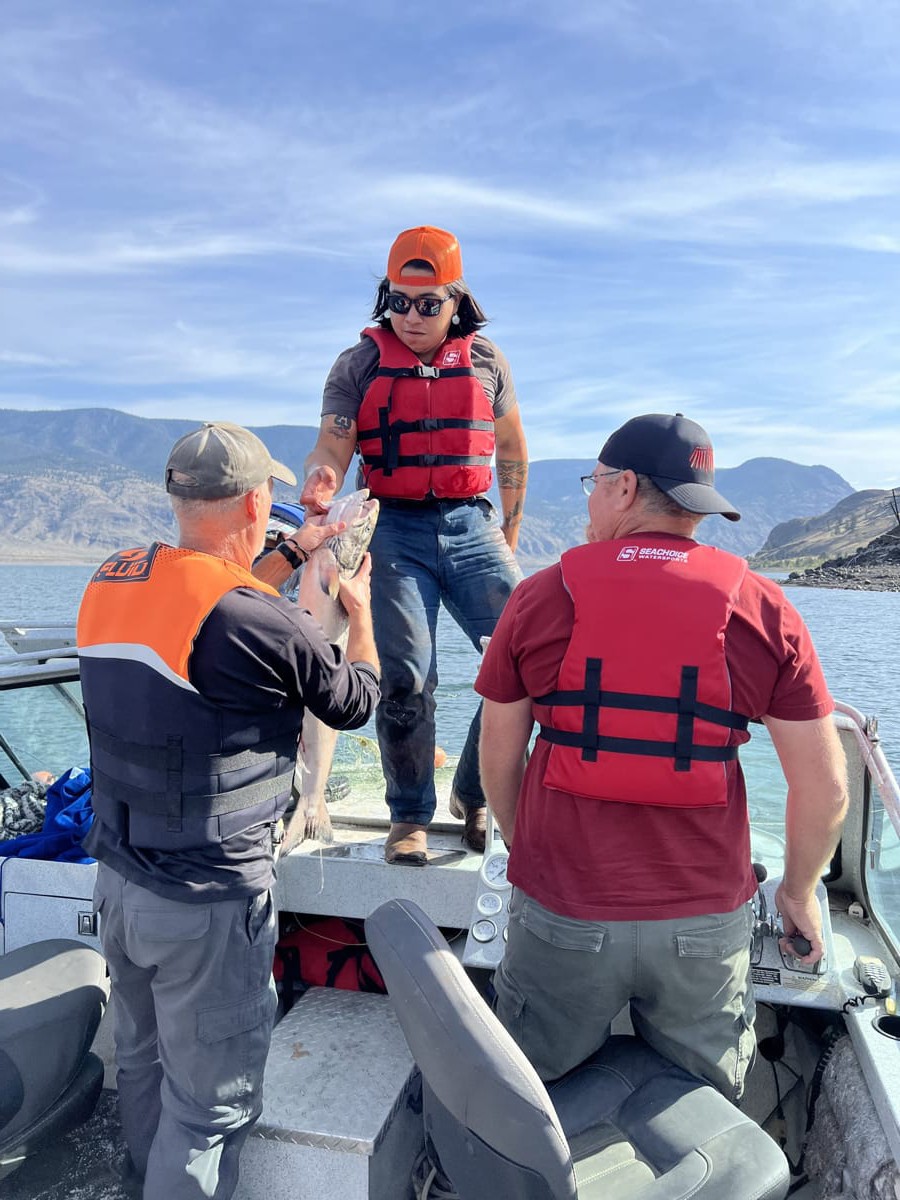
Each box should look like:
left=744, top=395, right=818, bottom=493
left=2, top=0, right=899, bottom=489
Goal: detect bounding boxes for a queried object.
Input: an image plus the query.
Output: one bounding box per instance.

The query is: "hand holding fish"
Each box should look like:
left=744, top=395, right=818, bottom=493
left=337, top=553, right=372, bottom=615
left=286, top=518, right=347, bottom=560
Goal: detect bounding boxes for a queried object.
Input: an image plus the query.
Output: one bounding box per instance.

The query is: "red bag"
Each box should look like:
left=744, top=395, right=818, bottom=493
left=273, top=915, right=386, bottom=1002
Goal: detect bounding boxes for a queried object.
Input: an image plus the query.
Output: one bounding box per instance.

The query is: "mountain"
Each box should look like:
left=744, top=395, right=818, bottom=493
left=0, top=408, right=319, bottom=562
left=696, top=458, right=854, bottom=557
left=750, top=490, right=899, bottom=569
left=497, top=456, right=855, bottom=564
left=0, top=408, right=859, bottom=564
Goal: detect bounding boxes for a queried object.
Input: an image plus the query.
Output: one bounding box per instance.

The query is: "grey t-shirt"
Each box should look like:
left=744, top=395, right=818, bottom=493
left=322, top=331, right=518, bottom=422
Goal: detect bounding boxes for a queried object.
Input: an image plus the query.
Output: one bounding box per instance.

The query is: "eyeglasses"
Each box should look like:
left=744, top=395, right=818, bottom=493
left=580, top=469, right=623, bottom=496
left=386, top=292, right=453, bottom=318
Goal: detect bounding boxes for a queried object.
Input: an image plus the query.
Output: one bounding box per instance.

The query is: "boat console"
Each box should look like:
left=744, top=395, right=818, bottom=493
left=461, top=815, right=511, bottom=970
left=751, top=875, right=844, bottom=1008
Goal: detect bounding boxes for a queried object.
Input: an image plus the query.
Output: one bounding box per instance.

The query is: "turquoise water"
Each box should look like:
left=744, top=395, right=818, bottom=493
left=2, top=561, right=896, bottom=739
left=4, top=561, right=900, bottom=937
left=2, top=563, right=898, bottom=840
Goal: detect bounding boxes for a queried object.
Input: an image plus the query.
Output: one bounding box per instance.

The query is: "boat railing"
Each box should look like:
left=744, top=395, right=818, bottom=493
left=834, top=701, right=900, bottom=838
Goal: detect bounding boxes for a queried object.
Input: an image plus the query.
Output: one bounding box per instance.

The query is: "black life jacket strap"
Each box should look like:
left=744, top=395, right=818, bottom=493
left=537, top=726, right=740, bottom=763
left=166, top=735, right=182, bottom=832
left=374, top=365, right=476, bottom=379
left=582, top=658, right=602, bottom=763
left=92, top=764, right=294, bottom=819
left=535, top=686, right=748, bottom=731
left=675, top=666, right=698, bottom=772
left=363, top=452, right=493, bottom=470
left=89, top=725, right=294, bottom=774
left=357, top=417, right=493, bottom=440
left=537, top=656, right=747, bottom=768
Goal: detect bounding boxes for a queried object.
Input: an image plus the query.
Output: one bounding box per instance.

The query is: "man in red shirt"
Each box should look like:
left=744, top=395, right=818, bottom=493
left=475, top=413, right=848, bottom=1100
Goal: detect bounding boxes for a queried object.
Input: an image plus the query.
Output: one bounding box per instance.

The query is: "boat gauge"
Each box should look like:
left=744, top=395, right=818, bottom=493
left=471, top=919, right=497, bottom=943
left=477, top=892, right=503, bottom=916
left=480, top=851, right=510, bottom=889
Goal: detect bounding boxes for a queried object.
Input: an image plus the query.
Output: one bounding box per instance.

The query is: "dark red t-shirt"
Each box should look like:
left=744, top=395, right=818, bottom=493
left=474, top=536, right=834, bottom=921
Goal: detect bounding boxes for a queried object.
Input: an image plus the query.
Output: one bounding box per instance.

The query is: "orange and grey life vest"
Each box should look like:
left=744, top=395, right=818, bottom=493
left=77, top=544, right=302, bottom=851
left=355, top=327, right=495, bottom=499
left=535, top=538, right=751, bottom=808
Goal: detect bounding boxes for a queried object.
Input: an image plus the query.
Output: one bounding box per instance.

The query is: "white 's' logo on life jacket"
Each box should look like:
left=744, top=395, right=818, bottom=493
left=443, top=349, right=461, bottom=366
left=617, top=546, right=638, bottom=561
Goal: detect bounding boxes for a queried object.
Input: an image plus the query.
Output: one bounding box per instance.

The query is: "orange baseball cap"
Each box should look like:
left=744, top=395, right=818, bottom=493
left=386, top=226, right=463, bottom=285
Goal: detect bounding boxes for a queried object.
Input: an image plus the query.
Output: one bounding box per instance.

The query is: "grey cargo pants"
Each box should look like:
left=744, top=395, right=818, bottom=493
left=94, top=862, right=277, bottom=1200
left=494, top=888, right=756, bottom=1102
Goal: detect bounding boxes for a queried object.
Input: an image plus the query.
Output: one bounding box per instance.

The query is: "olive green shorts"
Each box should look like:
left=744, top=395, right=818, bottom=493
left=494, top=889, right=756, bottom=1102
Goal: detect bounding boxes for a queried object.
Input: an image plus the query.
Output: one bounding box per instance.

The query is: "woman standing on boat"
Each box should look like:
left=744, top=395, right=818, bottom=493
left=301, top=226, right=527, bottom=864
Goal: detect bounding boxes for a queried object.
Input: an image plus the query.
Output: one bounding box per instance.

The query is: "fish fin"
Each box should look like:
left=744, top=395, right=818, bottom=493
left=318, top=552, right=341, bottom=600
left=304, top=797, right=334, bottom=844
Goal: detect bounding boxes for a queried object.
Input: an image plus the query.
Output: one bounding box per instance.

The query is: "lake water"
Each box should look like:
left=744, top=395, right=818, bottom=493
left=2, top=562, right=897, bottom=735
left=2, top=562, right=898, bottom=856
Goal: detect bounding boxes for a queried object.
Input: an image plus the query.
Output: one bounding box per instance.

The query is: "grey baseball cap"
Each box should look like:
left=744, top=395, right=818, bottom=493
left=599, top=413, right=740, bottom=522
left=165, top=421, right=297, bottom=499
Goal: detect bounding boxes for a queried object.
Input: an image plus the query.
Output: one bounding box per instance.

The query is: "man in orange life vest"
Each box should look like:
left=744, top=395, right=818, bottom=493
left=476, top=413, right=848, bottom=1101
left=77, top=422, right=379, bottom=1200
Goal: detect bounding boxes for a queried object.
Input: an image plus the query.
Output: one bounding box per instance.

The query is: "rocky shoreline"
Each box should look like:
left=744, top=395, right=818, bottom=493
left=784, top=528, right=900, bottom=592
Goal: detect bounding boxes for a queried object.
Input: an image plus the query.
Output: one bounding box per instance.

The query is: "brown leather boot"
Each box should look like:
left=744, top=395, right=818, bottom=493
left=449, top=791, right=487, bottom=854
left=384, top=822, right=428, bottom=866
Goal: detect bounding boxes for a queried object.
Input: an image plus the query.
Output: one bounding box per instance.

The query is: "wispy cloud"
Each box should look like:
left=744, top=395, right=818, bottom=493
left=2, top=0, right=900, bottom=488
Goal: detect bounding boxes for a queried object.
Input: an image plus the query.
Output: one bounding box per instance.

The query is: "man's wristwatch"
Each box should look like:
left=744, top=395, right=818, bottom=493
left=275, top=539, right=308, bottom=570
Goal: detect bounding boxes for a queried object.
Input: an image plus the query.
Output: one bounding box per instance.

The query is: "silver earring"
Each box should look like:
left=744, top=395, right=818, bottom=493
left=451, top=313, right=460, bottom=325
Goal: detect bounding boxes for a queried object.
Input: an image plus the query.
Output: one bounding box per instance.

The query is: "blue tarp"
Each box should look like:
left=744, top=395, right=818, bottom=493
left=270, top=501, right=306, bottom=528
left=0, top=767, right=95, bottom=863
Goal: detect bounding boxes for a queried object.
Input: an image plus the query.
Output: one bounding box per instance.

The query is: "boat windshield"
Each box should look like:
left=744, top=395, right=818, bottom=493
left=743, top=727, right=787, bottom=878
left=863, top=777, right=900, bottom=963
left=0, top=678, right=89, bottom=788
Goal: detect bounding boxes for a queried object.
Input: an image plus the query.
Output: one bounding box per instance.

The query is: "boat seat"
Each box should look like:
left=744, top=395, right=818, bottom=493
left=366, top=898, right=790, bottom=1200
left=0, top=938, right=108, bottom=1179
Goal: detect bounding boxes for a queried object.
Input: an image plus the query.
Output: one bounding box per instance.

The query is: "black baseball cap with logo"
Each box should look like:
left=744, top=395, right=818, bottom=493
left=598, top=413, right=740, bottom=522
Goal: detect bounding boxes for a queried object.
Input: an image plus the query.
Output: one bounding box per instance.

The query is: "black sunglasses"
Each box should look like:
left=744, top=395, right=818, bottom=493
left=386, top=292, right=453, bottom=318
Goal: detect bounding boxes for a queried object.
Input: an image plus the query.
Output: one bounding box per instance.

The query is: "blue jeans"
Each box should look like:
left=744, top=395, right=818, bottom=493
left=369, top=497, right=522, bottom=826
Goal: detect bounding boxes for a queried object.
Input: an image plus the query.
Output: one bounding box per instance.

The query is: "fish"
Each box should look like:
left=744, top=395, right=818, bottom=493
left=282, top=488, right=379, bottom=850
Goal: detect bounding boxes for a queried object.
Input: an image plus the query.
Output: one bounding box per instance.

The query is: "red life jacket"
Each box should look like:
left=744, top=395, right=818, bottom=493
left=535, top=538, right=750, bottom=808
left=273, top=915, right=386, bottom=1006
left=355, top=327, right=495, bottom=500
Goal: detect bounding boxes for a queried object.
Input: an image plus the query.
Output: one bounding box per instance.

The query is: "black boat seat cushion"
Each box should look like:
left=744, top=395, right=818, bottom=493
left=0, top=938, right=108, bottom=1155
left=366, top=898, right=789, bottom=1200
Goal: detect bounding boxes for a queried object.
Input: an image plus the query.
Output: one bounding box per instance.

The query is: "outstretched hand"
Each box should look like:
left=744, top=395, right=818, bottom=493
left=300, top=466, right=339, bottom=514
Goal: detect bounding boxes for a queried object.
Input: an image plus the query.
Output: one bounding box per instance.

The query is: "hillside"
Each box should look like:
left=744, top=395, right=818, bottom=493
left=785, top=525, right=900, bottom=591
left=0, top=409, right=318, bottom=563
left=0, top=408, right=859, bottom=564
left=750, top=490, right=899, bottom=570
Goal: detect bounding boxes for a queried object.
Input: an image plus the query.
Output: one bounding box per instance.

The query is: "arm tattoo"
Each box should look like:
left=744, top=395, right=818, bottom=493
left=502, top=499, right=524, bottom=527
left=328, top=415, right=353, bottom=441
left=497, top=459, right=529, bottom=489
